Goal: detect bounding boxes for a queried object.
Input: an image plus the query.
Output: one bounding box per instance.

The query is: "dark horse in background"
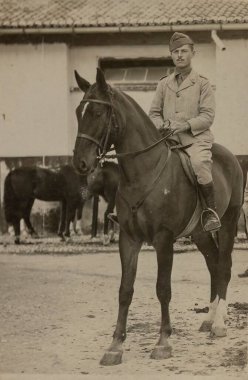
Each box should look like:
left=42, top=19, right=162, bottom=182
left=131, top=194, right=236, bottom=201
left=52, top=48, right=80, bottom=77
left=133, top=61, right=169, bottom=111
left=4, top=162, right=119, bottom=245
left=4, top=165, right=87, bottom=244
left=73, top=69, right=243, bottom=365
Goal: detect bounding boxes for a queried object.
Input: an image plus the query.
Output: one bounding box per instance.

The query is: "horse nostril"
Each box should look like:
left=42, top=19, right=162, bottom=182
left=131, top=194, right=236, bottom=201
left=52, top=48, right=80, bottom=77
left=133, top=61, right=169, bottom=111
left=80, top=159, right=87, bottom=171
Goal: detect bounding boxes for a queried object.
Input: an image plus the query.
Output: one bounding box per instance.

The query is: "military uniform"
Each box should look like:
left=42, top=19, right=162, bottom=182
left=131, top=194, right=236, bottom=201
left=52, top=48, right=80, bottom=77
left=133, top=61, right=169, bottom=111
left=148, top=31, right=221, bottom=232
left=149, top=68, right=215, bottom=184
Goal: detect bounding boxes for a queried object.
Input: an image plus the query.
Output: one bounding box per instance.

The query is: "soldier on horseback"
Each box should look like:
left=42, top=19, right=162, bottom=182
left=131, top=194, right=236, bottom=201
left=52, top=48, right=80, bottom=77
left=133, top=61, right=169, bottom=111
left=149, top=32, right=221, bottom=232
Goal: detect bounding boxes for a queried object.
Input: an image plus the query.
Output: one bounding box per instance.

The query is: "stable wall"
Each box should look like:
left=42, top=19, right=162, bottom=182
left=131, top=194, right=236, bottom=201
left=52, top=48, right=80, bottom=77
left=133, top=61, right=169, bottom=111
left=0, top=43, right=70, bottom=157
left=214, top=38, right=248, bottom=155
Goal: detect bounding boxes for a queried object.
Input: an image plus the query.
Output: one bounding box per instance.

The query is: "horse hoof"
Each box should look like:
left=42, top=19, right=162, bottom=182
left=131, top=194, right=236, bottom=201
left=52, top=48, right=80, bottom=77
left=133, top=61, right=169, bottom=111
left=14, top=239, right=20, bottom=245
left=211, top=325, right=227, bottom=337
left=100, top=350, right=123, bottom=366
left=150, top=345, right=172, bottom=360
left=199, top=320, right=213, bottom=332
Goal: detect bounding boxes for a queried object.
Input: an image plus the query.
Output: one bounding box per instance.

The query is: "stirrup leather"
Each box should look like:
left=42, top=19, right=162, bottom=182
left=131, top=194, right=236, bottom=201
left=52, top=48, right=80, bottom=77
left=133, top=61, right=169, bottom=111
left=201, top=208, right=221, bottom=232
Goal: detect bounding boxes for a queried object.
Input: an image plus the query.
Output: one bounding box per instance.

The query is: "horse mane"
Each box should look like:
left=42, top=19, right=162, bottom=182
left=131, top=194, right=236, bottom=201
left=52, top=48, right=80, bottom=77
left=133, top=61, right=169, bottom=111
left=112, top=87, right=160, bottom=136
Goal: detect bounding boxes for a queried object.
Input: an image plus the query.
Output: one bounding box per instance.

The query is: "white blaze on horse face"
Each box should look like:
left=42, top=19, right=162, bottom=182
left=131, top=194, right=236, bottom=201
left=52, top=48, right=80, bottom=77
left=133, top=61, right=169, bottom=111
left=81, top=102, right=89, bottom=118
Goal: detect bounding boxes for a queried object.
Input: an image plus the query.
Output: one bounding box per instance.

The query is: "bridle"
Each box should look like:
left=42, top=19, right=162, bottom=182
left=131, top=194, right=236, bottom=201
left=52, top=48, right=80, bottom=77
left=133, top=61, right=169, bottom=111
left=75, top=89, right=175, bottom=165
left=75, top=97, right=116, bottom=165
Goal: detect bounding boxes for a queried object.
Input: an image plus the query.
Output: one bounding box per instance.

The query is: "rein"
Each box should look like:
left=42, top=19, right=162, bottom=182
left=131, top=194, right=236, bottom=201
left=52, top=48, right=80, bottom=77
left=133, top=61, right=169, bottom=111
left=76, top=97, right=174, bottom=161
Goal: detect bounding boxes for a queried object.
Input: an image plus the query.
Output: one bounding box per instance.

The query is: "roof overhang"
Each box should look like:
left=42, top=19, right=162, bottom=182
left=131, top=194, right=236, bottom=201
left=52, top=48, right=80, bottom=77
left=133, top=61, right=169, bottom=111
left=0, top=23, right=248, bottom=35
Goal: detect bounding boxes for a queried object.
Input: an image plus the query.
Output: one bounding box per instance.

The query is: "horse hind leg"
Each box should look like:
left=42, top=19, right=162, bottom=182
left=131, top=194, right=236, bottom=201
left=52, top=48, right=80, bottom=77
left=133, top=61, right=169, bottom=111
left=192, top=231, right=219, bottom=332
left=150, top=230, right=174, bottom=360
left=210, top=205, right=241, bottom=337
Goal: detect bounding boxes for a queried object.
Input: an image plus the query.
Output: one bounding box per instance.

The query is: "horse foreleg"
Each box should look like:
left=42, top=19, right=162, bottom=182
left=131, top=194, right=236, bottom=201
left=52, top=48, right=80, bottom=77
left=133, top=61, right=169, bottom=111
left=23, top=199, right=38, bottom=237
left=64, top=202, right=76, bottom=239
left=13, top=219, right=21, bottom=244
left=211, top=205, right=240, bottom=337
left=192, top=231, right=219, bottom=332
left=151, top=230, right=173, bottom=360
left=100, top=230, right=142, bottom=366
left=58, top=201, right=66, bottom=239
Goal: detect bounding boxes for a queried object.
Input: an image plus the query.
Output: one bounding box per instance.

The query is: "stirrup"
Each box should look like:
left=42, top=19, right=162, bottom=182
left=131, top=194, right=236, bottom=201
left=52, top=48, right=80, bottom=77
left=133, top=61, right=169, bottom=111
left=201, top=208, right=221, bottom=233
left=107, top=213, right=119, bottom=225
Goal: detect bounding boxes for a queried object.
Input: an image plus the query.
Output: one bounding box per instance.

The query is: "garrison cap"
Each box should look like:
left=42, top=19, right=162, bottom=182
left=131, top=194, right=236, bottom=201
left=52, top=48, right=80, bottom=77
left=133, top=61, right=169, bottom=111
left=169, top=32, right=194, bottom=52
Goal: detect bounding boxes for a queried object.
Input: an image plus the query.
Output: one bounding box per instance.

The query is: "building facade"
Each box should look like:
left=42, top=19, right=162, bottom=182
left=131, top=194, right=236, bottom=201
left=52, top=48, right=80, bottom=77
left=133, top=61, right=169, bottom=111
left=0, top=0, right=248, bottom=233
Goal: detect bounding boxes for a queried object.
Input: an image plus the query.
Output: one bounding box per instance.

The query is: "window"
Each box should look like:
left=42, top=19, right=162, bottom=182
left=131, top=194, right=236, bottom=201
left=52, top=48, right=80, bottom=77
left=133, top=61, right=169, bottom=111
left=99, top=58, right=174, bottom=91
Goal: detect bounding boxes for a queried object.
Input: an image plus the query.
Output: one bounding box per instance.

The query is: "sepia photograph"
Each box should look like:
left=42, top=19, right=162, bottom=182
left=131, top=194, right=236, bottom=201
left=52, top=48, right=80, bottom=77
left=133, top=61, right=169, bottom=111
left=0, top=0, right=247, bottom=379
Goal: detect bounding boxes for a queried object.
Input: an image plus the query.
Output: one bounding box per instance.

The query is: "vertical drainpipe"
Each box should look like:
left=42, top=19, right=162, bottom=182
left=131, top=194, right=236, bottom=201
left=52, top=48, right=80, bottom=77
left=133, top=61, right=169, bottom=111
left=211, top=30, right=226, bottom=51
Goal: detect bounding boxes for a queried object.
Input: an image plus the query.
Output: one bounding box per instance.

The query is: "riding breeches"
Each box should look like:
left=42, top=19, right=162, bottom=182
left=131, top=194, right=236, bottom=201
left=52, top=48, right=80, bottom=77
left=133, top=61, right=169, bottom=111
left=185, top=141, right=213, bottom=185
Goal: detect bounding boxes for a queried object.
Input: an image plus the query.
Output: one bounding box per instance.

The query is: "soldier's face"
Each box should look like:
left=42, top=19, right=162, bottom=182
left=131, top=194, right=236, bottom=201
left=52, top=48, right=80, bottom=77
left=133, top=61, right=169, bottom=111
left=171, top=44, right=195, bottom=69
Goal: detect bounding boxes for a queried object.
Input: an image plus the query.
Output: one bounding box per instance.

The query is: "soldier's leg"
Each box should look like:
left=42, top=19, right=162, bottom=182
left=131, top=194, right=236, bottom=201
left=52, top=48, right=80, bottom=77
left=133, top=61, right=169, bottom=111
left=185, top=142, right=221, bottom=232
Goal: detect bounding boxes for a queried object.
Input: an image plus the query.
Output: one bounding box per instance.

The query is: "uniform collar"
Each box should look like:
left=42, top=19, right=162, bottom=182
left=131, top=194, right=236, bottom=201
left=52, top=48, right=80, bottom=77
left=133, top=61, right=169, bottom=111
left=167, top=69, right=197, bottom=92
left=175, top=67, right=192, bottom=79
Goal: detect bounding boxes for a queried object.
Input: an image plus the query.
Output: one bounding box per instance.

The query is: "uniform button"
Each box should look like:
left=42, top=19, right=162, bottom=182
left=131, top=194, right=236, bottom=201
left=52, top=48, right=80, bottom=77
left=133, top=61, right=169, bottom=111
left=176, top=93, right=180, bottom=97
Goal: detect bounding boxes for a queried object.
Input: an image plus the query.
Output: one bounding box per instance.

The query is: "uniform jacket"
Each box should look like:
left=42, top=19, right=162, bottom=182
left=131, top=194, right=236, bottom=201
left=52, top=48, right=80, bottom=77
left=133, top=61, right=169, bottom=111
left=149, top=69, right=215, bottom=146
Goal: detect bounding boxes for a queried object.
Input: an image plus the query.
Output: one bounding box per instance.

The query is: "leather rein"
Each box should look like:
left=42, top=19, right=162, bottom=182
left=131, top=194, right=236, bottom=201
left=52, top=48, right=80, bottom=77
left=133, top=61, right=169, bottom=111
left=75, top=97, right=175, bottom=163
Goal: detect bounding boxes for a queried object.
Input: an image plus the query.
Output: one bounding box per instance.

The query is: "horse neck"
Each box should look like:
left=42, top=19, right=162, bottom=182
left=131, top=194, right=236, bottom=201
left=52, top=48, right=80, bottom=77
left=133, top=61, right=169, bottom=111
left=115, top=97, right=168, bottom=184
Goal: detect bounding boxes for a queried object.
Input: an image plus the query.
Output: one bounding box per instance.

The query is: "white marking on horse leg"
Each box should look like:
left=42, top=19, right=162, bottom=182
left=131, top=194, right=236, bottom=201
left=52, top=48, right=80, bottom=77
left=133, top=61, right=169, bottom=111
left=75, top=220, right=82, bottom=235
left=211, top=299, right=227, bottom=337
left=199, top=295, right=219, bottom=331
left=20, top=219, right=28, bottom=238
left=205, top=295, right=219, bottom=322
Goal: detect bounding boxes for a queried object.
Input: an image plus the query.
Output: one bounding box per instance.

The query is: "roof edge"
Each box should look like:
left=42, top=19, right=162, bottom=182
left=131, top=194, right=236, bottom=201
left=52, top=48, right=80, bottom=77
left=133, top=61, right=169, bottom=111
left=0, top=23, right=248, bottom=35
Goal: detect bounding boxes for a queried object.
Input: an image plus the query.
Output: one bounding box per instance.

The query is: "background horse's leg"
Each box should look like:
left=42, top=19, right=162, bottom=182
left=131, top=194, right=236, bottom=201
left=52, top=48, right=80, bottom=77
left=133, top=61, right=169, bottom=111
left=73, top=201, right=84, bottom=235
left=100, top=230, right=142, bottom=366
left=13, top=218, right=21, bottom=244
left=211, top=205, right=240, bottom=337
left=103, top=199, right=115, bottom=245
left=58, top=200, right=66, bottom=239
left=91, top=195, right=99, bottom=238
left=150, top=230, right=173, bottom=360
left=192, top=232, right=219, bottom=332
left=23, top=199, right=38, bottom=237
left=64, top=201, right=77, bottom=239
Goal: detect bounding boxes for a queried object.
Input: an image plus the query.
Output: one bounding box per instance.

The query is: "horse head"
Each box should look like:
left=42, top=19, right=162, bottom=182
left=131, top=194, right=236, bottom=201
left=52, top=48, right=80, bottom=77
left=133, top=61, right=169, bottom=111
left=73, top=69, right=122, bottom=175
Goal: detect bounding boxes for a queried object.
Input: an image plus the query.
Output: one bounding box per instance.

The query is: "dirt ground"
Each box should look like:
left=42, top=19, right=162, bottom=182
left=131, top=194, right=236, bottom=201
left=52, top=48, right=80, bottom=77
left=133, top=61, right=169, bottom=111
left=0, top=241, right=247, bottom=379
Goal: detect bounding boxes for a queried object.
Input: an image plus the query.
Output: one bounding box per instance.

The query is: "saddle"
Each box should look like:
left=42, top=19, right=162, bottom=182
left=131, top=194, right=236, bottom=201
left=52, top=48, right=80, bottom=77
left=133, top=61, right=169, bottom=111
left=168, top=140, right=203, bottom=238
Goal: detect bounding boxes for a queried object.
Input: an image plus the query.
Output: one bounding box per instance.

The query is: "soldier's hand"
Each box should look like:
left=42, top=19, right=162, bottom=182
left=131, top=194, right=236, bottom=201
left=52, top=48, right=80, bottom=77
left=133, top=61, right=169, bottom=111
left=158, top=120, right=171, bottom=136
left=170, top=121, right=191, bottom=135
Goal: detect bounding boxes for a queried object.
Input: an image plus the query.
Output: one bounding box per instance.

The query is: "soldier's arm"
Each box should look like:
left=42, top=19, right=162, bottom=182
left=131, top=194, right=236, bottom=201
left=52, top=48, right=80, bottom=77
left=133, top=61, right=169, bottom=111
left=187, top=78, right=215, bottom=136
left=148, top=80, right=165, bottom=129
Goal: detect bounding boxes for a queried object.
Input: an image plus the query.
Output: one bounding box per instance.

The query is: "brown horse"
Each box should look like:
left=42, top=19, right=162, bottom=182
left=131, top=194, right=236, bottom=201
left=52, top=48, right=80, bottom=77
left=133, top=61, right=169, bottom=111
left=73, top=68, right=243, bottom=365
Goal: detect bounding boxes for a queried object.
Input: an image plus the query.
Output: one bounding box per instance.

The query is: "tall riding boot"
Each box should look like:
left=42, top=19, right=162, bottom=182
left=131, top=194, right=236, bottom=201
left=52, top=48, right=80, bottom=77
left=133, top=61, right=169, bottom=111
left=199, top=182, right=221, bottom=232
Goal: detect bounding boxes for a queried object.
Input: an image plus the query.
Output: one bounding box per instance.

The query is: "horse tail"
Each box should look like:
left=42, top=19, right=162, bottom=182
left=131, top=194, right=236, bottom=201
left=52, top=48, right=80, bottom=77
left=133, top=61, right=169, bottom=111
left=4, top=172, right=17, bottom=224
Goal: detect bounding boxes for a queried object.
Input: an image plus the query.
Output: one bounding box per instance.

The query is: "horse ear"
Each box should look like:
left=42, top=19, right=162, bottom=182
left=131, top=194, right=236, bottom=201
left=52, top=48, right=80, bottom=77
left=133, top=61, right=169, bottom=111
left=74, top=70, right=91, bottom=92
left=96, top=68, right=108, bottom=92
